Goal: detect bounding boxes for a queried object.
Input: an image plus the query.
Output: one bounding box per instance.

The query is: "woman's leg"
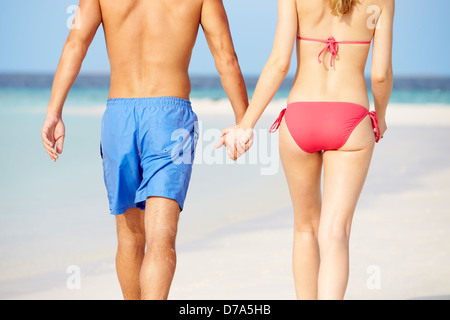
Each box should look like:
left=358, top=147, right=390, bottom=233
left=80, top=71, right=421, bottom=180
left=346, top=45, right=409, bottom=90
left=279, top=119, right=323, bottom=300
left=318, top=116, right=375, bottom=300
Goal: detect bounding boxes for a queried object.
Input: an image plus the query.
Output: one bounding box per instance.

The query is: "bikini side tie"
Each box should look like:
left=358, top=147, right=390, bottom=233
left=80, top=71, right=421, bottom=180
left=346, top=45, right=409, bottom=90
left=369, top=111, right=381, bottom=143
left=269, top=108, right=286, bottom=133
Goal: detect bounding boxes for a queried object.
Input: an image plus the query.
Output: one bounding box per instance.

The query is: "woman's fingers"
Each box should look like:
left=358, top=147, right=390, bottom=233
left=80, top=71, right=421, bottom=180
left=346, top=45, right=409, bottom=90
left=215, top=137, right=225, bottom=149
left=236, top=139, right=246, bottom=155
left=215, top=126, right=254, bottom=160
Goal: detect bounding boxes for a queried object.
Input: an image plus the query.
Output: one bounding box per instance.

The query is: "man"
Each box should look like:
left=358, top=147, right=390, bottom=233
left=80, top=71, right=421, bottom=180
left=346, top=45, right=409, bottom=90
left=41, top=0, right=248, bottom=300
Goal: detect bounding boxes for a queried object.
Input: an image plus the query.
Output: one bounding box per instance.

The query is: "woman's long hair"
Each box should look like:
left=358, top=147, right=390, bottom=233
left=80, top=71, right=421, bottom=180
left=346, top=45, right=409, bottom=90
left=330, top=0, right=359, bottom=16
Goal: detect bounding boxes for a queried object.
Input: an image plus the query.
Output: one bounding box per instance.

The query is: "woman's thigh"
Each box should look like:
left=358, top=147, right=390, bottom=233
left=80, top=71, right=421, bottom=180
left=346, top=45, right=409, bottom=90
left=279, top=119, right=323, bottom=230
left=320, top=116, right=375, bottom=236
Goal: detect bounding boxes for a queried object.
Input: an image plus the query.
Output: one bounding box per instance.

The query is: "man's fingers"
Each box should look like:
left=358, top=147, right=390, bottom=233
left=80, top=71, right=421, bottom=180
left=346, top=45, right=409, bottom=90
left=45, top=146, right=58, bottom=158
left=55, top=135, right=65, bottom=154
left=42, top=131, right=58, bottom=161
left=41, top=131, right=54, bottom=148
left=44, top=147, right=58, bottom=161
left=43, top=142, right=57, bottom=156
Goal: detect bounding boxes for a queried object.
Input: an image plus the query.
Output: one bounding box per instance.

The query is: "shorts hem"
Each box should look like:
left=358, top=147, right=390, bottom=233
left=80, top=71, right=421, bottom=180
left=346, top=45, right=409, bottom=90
left=135, top=190, right=185, bottom=212
left=109, top=202, right=145, bottom=216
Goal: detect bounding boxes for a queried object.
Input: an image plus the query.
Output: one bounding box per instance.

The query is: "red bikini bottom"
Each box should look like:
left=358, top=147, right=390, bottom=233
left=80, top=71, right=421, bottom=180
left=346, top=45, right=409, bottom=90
left=269, top=102, right=380, bottom=153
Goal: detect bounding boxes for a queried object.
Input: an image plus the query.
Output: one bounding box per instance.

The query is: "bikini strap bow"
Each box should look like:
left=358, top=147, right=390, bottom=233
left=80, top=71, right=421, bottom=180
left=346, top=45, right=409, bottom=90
left=369, top=111, right=381, bottom=143
left=269, top=108, right=287, bottom=133
left=318, top=37, right=340, bottom=67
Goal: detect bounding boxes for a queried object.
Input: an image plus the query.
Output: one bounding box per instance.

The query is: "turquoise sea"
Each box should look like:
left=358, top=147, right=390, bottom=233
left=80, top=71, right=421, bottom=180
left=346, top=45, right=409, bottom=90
left=0, top=74, right=449, bottom=297
left=1, top=74, right=450, bottom=106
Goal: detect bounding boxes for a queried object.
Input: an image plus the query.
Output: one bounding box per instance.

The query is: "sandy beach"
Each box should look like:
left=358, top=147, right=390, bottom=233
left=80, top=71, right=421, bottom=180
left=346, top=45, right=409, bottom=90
left=1, top=100, right=450, bottom=300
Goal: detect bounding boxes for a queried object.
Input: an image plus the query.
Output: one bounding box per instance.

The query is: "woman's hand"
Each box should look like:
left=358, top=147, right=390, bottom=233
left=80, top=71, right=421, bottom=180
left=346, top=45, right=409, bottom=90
left=378, top=117, right=387, bottom=140
left=215, top=125, right=254, bottom=160
left=41, top=113, right=65, bottom=162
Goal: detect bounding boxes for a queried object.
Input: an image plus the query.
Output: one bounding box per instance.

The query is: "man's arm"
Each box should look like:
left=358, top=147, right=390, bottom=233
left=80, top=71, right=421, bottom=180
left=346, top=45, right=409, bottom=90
left=200, top=0, right=248, bottom=124
left=47, top=0, right=102, bottom=117
left=42, top=0, right=102, bottom=161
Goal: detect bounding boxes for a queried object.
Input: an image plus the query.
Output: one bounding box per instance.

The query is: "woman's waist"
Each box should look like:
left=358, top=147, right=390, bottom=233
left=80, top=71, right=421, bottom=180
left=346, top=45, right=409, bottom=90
left=288, top=80, right=369, bottom=107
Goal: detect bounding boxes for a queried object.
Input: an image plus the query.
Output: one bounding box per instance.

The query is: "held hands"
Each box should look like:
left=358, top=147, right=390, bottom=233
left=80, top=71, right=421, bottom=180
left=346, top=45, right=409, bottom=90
left=41, top=113, right=65, bottom=162
left=215, top=125, right=254, bottom=160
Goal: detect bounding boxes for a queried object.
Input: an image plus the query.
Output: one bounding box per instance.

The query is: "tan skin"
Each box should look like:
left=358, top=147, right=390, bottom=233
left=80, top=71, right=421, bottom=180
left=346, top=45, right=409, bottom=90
left=218, top=0, right=394, bottom=299
left=41, top=0, right=248, bottom=300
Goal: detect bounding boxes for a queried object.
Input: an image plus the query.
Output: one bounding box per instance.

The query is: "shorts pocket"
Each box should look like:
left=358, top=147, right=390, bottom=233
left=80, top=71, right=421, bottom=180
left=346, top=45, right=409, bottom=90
left=140, top=107, right=183, bottom=156
left=154, top=124, right=186, bottom=156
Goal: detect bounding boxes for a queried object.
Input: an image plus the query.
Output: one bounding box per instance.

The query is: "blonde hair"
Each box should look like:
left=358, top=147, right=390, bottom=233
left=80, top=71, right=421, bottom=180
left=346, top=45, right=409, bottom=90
left=329, top=0, right=359, bottom=16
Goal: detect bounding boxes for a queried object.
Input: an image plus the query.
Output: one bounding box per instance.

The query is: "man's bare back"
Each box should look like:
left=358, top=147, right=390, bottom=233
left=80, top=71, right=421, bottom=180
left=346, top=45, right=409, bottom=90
left=100, top=0, right=206, bottom=99
left=43, top=0, right=247, bottom=140
left=71, top=0, right=245, bottom=101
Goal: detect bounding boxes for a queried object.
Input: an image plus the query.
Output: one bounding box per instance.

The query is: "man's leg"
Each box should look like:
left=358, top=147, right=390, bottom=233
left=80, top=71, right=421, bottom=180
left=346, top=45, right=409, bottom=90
left=140, top=197, right=181, bottom=300
left=115, top=208, right=146, bottom=300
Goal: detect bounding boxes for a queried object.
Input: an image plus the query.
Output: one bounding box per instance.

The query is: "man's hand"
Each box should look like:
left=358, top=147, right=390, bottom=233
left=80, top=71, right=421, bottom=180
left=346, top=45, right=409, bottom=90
left=215, top=125, right=254, bottom=161
left=41, top=113, right=65, bottom=162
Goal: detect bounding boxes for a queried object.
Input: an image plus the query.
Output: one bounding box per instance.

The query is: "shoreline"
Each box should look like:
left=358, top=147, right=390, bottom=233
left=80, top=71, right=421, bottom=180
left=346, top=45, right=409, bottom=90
left=8, top=100, right=450, bottom=126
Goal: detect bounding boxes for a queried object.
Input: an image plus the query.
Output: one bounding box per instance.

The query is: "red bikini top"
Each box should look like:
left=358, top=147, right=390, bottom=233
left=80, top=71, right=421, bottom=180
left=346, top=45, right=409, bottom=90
left=297, top=36, right=371, bottom=67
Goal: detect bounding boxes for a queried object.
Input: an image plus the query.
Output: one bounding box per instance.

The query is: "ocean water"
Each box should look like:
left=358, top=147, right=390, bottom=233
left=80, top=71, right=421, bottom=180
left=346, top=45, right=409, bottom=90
left=0, top=74, right=449, bottom=296
left=1, top=74, right=450, bottom=106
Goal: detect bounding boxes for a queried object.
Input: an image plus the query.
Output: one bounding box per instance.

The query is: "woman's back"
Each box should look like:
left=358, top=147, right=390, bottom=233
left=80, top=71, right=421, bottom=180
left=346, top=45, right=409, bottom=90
left=290, top=0, right=386, bottom=107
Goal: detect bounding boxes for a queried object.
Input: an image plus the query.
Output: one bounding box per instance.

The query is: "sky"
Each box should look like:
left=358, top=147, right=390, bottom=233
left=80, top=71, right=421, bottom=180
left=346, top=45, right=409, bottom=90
left=0, top=0, right=449, bottom=77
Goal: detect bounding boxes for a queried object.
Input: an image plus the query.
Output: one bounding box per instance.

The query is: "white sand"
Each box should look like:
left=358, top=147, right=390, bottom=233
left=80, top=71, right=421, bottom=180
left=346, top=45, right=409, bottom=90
left=4, top=102, right=450, bottom=300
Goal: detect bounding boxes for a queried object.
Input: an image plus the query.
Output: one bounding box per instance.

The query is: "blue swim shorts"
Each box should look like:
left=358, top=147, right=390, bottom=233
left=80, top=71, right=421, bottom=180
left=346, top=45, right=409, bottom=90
left=100, top=97, right=198, bottom=215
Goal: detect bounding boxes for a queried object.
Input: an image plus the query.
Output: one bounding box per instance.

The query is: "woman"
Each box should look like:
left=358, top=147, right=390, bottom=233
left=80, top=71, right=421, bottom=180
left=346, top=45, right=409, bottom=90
left=217, top=0, right=394, bottom=299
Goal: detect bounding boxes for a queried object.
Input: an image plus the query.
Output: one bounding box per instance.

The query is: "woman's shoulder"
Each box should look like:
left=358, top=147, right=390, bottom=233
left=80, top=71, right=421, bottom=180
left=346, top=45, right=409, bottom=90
left=375, top=0, right=395, bottom=9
